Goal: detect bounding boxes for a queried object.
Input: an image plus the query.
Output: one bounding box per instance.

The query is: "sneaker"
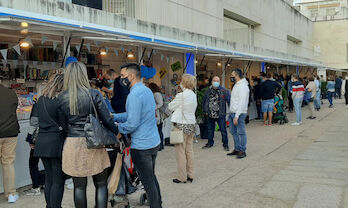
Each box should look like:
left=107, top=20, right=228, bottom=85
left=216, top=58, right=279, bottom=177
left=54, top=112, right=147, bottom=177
left=227, top=150, right=239, bottom=156
left=223, top=146, right=230, bottom=151
left=24, top=188, right=41, bottom=196
left=65, top=178, right=74, bottom=190
left=202, top=144, right=213, bottom=149
left=237, top=152, right=247, bottom=159
left=291, top=122, right=300, bottom=126
left=346, top=105, right=348, bottom=109
left=193, top=139, right=199, bottom=144
left=8, top=193, right=19, bottom=203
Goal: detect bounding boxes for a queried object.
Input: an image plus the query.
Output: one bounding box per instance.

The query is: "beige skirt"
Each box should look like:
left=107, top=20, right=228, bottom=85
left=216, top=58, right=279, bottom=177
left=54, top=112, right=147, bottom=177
left=62, top=137, right=110, bottom=177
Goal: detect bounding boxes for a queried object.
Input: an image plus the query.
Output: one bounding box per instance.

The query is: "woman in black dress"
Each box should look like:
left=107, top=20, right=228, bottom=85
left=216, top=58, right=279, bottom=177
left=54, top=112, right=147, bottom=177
left=32, top=73, right=66, bottom=208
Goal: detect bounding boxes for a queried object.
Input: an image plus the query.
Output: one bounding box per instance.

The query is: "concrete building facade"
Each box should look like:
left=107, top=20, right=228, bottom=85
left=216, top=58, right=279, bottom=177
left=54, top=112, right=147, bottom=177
left=295, top=0, right=348, bottom=21
left=294, top=0, right=348, bottom=72
left=313, top=19, right=348, bottom=70
left=59, top=0, right=318, bottom=65
left=133, top=0, right=317, bottom=62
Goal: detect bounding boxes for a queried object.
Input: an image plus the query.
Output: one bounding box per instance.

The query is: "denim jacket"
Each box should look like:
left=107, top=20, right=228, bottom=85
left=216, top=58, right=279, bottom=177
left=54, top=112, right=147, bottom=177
left=202, top=86, right=231, bottom=117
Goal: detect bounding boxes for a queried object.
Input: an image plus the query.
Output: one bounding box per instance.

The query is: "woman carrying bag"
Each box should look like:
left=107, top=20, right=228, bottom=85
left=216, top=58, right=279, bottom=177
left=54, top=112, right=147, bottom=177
left=31, top=73, right=65, bottom=208
left=58, top=62, right=119, bottom=208
left=168, top=74, right=198, bottom=184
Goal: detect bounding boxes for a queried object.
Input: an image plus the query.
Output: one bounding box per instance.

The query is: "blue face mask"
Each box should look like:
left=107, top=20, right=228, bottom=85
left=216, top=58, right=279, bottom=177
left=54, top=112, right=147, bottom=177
left=212, top=82, right=220, bottom=88
left=108, top=79, right=115, bottom=84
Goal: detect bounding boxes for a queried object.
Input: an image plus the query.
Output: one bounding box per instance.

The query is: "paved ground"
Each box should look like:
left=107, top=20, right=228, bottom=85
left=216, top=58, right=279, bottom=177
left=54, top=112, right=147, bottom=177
left=1, top=99, right=348, bottom=208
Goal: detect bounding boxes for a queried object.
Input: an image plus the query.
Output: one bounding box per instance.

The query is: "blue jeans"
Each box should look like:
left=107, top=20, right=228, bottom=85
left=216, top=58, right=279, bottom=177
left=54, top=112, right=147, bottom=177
left=261, top=99, right=274, bottom=113
left=328, top=91, right=334, bottom=105
left=207, top=116, right=228, bottom=147
left=294, top=98, right=303, bottom=123
left=229, top=113, right=247, bottom=152
left=314, top=90, right=321, bottom=109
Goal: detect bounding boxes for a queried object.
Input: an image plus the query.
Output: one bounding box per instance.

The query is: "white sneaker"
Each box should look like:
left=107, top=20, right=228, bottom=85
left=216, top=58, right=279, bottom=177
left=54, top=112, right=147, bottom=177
left=194, top=139, right=199, bottom=143
left=8, top=193, right=19, bottom=203
left=65, top=178, right=74, bottom=190
left=346, top=105, right=348, bottom=109
left=23, top=188, right=41, bottom=196
left=291, top=122, right=300, bottom=126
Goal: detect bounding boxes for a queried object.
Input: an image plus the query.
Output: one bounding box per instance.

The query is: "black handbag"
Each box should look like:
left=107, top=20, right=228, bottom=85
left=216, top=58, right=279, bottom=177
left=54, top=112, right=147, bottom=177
left=84, top=92, right=118, bottom=149
left=25, top=127, right=39, bottom=144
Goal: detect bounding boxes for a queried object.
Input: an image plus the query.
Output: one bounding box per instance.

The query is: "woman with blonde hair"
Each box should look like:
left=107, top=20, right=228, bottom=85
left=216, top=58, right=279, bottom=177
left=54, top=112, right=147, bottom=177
left=168, top=74, right=198, bottom=183
left=58, top=62, right=119, bottom=208
left=31, top=72, right=66, bottom=208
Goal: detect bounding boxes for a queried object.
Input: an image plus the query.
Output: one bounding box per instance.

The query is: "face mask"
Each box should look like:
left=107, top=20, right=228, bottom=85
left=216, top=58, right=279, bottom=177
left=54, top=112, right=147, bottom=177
left=230, top=77, right=236, bottom=83
left=212, top=82, right=220, bottom=88
left=108, top=79, right=115, bottom=84
left=120, top=77, right=131, bottom=88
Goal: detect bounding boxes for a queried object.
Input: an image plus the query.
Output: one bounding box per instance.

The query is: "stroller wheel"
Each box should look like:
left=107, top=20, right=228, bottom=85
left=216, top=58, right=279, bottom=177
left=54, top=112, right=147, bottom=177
left=140, top=193, right=147, bottom=205
left=285, top=118, right=289, bottom=123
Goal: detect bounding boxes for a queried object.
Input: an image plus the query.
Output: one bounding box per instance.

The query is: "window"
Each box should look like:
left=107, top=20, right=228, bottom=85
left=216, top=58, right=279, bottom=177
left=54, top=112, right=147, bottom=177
left=310, top=9, right=319, bottom=18
left=326, top=8, right=336, bottom=16
left=223, top=16, right=249, bottom=44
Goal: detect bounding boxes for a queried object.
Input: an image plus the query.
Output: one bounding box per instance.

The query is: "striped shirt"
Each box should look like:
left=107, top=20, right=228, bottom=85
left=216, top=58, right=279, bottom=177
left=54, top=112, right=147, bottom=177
left=292, top=81, right=305, bottom=100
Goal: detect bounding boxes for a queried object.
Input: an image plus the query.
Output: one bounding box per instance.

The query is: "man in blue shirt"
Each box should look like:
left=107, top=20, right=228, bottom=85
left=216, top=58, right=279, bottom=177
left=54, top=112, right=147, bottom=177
left=113, top=63, right=162, bottom=208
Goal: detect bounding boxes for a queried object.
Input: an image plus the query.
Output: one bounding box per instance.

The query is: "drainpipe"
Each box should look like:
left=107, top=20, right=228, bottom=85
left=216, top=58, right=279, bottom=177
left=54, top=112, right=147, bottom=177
left=222, top=60, right=226, bottom=88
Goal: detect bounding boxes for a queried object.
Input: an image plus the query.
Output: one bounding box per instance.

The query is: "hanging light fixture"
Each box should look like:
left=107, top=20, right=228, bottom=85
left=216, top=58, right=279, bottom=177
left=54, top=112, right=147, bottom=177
left=127, top=51, right=134, bottom=58
left=20, top=39, right=30, bottom=48
left=20, top=29, right=29, bottom=35
left=21, top=22, right=29, bottom=28
left=227, top=63, right=231, bottom=67
left=217, top=62, right=222, bottom=67
left=194, top=59, right=198, bottom=64
left=100, top=48, right=107, bottom=56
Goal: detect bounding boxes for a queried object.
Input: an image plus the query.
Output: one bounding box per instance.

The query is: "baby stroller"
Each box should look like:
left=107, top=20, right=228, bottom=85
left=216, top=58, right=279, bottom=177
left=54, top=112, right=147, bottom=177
left=108, top=138, right=147, bottom=208
left=272, top=95, right=289, bottom=125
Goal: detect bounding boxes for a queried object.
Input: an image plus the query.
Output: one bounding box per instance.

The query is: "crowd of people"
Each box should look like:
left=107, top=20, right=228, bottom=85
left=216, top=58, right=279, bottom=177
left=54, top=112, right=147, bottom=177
left=0, top=57, right=347, bottom=208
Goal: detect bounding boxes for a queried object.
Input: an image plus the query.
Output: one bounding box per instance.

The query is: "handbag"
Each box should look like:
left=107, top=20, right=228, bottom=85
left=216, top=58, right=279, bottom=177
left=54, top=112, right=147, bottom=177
left=170, top=93, right=185, bottom=144
left=84, top=92, right=118, bottom=149
left=25, top=127, right=39, bottom=144
left=170, top=126, right=184, bottom=144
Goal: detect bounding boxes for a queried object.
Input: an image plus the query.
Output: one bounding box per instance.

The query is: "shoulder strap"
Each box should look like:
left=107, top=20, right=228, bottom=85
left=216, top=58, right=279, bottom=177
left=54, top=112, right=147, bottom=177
left=181, top=91, right=187, bottom=122
left=42, top=98, right=63, bottom=131
left=87, top=90, right=99, bottom=120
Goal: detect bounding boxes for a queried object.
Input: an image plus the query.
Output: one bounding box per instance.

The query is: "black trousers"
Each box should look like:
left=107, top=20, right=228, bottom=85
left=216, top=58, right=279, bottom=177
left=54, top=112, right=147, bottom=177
left=29, top=149, right=45, bottom=189
left=288, top=93, right=294, bottom=111
left=199, top=117, right=209, bottom=140
left=345, top=93, right=348, bottom=105
left=256, top=101, right=262, bottom=119
left=41, top=157, right=65, bottom=208
left=72, top=169, right=108, bottom=208
left=107, top=149, right=118, bottom=176
left=131, top=145, right=162, bottom=208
